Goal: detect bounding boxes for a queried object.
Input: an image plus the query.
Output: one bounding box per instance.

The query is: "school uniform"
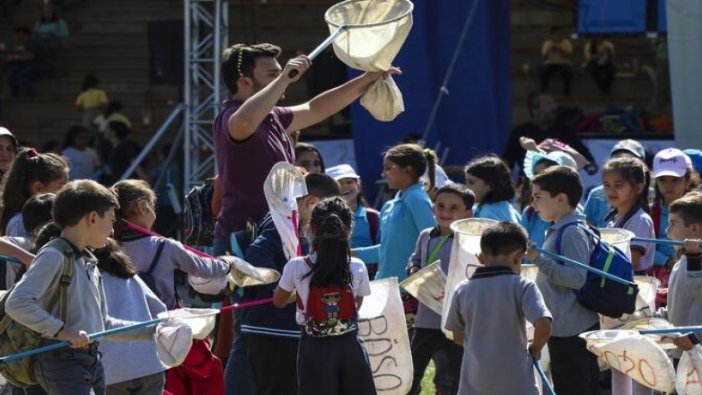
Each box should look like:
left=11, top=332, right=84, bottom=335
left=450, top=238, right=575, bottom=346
left=355, top=183, right=435, bottom=282
left=605, top=205, right=655, bottom=273
left=407, top=226, right=463, bottom=395
left=473, top=200, right=522, bottom=223
left=650, top=201, right=674, bottom=267
left=101, top=273, right=167, bottom=394
left=584, top=186, right=609, bottom=228
left=119, top=233, right=230, bottom=309
left=658, top=252, right=702, bottom=355
left=445, top=266, right=551, bottom=395
left=605, top=209, right=655, bottom=395
left=278, top=254, right=374, bottom=395
left=350, top=205, right=379, bottom=278
left=533, top=213, right=600, bottom=395
left=521, top=207, right=550, bottom=248
left=6, top=239, right=152, bottom=395
left=238, top=213, right=305, bottom=395
left=5, top=213, right=27, bottom=238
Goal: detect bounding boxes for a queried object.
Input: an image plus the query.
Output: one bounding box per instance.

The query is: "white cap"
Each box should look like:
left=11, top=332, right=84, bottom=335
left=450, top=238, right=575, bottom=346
left=652, top=148, right=691, bottom=178
left=326, top=164, right=360, bottom=181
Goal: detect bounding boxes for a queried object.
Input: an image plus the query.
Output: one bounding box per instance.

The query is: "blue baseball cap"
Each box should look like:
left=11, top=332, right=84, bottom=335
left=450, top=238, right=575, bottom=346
left=684, top=149, right=702, bottom=175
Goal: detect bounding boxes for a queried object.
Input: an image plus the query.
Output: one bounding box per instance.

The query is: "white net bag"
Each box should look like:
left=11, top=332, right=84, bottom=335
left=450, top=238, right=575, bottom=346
left=325, top=0, right=414, bottom=121
left=441, top=218, right=497, bottom=339
left=263, top=162, right=307, bottom=260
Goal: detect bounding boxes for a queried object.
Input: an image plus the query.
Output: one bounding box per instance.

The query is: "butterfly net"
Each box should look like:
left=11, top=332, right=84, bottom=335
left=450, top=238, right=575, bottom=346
left=325, top=0, right=413, bottom=121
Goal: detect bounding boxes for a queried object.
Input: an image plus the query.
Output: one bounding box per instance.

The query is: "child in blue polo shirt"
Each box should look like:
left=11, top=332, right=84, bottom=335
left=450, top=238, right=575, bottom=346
left=353, top=143, right=436, bottom=282
left=464, top=155, right=521, bottom=223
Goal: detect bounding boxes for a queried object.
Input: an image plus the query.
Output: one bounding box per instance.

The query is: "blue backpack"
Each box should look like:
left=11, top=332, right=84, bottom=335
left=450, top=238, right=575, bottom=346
left=555, top=222, right=638, bottom=318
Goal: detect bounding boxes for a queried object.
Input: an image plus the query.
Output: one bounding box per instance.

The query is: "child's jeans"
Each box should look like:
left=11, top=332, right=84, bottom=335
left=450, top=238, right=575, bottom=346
left=33, top=342, right=105, bottom=395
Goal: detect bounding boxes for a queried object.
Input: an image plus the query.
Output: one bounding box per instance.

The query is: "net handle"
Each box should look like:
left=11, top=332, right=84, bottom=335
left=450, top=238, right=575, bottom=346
left=288, top=26, right=347, bottom=79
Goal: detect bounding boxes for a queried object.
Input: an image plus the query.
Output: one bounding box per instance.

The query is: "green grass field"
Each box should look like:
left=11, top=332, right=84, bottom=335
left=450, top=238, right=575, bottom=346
left=419, top=361, right=436, bottom=395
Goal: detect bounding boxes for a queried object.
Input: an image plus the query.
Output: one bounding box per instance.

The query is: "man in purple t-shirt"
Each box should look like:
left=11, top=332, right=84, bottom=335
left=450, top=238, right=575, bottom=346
left=213, top=43, right=398, bottom=250
left=216, top=43, right=398, bottom=395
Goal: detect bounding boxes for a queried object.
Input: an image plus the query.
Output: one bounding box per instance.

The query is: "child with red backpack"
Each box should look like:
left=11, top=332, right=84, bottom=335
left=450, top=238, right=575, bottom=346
left=273, top=197, right=375, bottom=395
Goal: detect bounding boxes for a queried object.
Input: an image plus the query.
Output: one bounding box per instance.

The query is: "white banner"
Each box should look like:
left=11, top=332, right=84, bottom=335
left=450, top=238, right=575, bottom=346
left=358, top=278, right=413, bottom=394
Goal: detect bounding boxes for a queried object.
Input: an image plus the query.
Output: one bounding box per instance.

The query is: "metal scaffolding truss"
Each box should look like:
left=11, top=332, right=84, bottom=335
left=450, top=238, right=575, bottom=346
left=183, top=0, right=229, bottom=193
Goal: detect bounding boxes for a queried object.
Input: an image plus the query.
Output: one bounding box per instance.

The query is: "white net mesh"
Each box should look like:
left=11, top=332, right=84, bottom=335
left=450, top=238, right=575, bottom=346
left=325, top=0, right=414, bottom=121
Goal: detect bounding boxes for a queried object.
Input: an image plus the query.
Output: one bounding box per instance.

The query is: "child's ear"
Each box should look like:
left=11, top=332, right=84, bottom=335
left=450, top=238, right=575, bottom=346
left=635, top=183, right=645, bottom=195
left=304, top=196, right=320, bottom=212
left=691, top=223, right=702, bottom=238
left=477, top=252, right=486, bottom=265
left=30, top=180, right=44, bottom=195
left=86, top=211, right=98, bottom=225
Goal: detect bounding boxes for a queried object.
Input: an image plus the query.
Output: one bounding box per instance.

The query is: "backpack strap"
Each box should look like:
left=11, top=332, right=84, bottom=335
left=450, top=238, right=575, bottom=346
left=296, top=256, right=315, bottom=312
left=145, top=239, right=167, bottom=276
left=554, top=221, right=598, bottom=259
left=46, top=238, right=75, bottom=325
left=366, top=209, right=380, bottom=245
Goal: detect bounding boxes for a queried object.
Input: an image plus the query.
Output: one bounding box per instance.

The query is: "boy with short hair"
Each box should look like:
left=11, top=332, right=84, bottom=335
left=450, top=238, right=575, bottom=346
left=659, top=191, right=702, bottom=352
left=445, top=221, right=552, bottom=395
left=526, top=165, right=600, bottom=395
left=406, top=183, right=474, bottom=395
left=6, top=180, right=153, bottom=395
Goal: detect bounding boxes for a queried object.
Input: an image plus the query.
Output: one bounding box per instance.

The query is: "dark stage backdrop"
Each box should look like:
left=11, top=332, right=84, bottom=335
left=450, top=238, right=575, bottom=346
left=349, top=0, right=511, bottom=201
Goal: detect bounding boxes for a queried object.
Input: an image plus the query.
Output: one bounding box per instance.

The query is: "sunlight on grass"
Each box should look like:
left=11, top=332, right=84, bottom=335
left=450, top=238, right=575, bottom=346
left=419, top=360, right=436, bottom=395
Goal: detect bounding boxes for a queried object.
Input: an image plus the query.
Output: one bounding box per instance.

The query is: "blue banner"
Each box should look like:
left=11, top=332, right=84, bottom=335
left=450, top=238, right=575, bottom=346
left=350, top=0, right=511, bottom=202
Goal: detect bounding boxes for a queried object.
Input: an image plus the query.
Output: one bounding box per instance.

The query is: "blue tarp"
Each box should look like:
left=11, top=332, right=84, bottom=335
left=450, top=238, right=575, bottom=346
left=350, top=0, right=511, bottom=201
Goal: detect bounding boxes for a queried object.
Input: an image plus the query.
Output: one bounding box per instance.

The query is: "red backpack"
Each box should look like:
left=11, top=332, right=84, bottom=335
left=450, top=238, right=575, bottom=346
left=298, top=257, right=358, bottom=337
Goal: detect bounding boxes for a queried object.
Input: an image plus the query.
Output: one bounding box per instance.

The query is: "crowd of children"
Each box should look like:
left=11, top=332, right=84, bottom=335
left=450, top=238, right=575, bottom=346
left=0, top=112, right=702, bottom=395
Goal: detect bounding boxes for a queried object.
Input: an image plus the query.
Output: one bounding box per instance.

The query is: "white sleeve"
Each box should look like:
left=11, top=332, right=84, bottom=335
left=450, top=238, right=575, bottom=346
left=353, top=260, right=371, bottom=297
left=278, top=259, right=298, bottom=292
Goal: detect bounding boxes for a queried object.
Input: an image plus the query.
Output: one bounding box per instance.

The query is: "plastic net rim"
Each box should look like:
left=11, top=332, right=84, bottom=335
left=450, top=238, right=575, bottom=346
left=324, top=0, right=414, bottom=29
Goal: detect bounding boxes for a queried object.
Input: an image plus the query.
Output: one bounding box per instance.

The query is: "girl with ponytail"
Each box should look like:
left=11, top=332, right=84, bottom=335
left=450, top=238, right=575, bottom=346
left=353, top=143, right=436, bottom=282
left=0, top=148, right=69, bottom=236
left=273, top=197, right=375, bottom=395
